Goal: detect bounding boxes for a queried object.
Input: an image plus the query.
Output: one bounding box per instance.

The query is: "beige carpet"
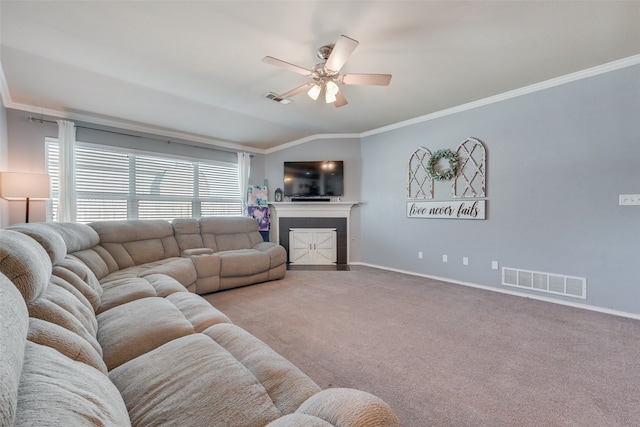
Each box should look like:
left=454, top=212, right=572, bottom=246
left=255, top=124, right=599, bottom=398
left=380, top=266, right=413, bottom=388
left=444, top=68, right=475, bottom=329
left=205, top=265, right=640, bottom=427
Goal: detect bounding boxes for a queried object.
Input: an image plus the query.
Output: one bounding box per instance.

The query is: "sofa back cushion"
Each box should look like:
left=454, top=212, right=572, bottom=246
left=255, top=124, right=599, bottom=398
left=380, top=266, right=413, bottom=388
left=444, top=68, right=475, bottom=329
left=0, top=230, right=52, bottom=304
left=0, top=229, right=104, bottom=361
left=173, top=218, right=204, bottom=251
left=90, top=220, right=180, bottom=268
left=200, top=216, right=264, bottom=251
left=27, top=318, right=108, bottom=374
left=7, top=223, right=106, bottom=299
left=43, top=222, right=101, bottom=253
left=53, top=258, right=103, bottom=311
left=15, top=342, right=131, bottom=427
left=7, top=223, right=67, bottom=265
left=0, top=273, right=29, bottom=427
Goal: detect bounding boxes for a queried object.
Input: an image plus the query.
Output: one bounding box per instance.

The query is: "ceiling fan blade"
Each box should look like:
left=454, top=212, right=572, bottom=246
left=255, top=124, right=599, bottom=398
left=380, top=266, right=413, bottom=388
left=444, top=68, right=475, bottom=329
left=325, top=35, right=359, bottom=73
left=280, top=82, right=315, bottom=99
left=333, top=88, right=348, bottom=108
left=262, top=56, right=312, bottom=76
left=340, top=73, right=392, bottom=86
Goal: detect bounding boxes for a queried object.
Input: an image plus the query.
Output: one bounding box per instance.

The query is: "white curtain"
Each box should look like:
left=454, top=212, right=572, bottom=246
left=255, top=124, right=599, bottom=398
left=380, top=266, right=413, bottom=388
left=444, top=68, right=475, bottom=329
left=56, top=120, right=77, bottom=222
left=237, top=152, right=251, bottom=214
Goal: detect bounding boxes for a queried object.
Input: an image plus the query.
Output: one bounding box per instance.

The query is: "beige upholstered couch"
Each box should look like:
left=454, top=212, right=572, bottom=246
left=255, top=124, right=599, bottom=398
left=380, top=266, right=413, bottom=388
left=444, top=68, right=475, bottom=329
left=0, top=217, right=400, bottom=427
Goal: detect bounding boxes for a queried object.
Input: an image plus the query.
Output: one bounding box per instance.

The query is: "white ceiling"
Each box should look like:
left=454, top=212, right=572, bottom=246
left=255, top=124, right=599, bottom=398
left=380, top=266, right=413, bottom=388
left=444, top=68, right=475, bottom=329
left=2, top=1, right=640, bottom=152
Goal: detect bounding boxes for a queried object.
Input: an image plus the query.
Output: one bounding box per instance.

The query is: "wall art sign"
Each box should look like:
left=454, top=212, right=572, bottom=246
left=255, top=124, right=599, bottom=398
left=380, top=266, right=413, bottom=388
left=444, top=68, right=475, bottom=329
left=407, top=137, right=487, bottom=220
left=407, top=200, right=486, bottom=219
left=408, top=137, right=487, bottom=199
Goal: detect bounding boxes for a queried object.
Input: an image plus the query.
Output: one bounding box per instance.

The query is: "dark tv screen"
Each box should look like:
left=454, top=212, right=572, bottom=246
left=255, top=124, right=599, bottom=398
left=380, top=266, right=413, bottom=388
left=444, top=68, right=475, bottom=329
left=283, top=161, right=344, bottom=197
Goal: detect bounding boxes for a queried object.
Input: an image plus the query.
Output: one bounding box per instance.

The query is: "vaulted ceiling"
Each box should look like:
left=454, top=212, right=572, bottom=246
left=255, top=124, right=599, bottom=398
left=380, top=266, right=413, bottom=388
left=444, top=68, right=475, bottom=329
left=2, top=1, right=640, bottom=152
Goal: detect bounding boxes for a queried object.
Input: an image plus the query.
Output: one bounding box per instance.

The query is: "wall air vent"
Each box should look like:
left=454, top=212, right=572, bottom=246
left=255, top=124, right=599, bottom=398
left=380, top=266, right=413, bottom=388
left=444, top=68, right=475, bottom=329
left=264, top=92, right=292, bottom=104
left=502, top=267, right=586, bottom=299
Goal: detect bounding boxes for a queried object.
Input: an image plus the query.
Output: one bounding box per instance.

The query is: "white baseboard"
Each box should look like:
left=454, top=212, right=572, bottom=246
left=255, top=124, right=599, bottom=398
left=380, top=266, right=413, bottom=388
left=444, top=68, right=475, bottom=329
left=350, top=262, right=640, bottom=321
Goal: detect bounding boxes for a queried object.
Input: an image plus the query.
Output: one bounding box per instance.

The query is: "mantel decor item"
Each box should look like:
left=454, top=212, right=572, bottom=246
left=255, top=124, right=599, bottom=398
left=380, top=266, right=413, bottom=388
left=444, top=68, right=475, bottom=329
left=275, top=188, right=283, bottom=202
left=427, top=149, right=459, bottom=181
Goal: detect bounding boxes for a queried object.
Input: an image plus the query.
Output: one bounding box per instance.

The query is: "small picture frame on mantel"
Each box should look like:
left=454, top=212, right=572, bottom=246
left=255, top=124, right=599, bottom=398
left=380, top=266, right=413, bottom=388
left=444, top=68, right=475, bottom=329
left=274, top=188, right=283, bottom=202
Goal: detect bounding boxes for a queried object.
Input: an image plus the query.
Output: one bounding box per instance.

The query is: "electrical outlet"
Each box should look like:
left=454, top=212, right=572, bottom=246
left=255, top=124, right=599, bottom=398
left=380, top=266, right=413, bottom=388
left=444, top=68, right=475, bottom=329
left=619, top=194, right=640, bottom=205
left=463, top=257, right=469, bottom=266
left=418, top=251, right=423, bottom=259
left=442, top=254, right=448, bottom=263
left=492, top=261, right=499, bottom=270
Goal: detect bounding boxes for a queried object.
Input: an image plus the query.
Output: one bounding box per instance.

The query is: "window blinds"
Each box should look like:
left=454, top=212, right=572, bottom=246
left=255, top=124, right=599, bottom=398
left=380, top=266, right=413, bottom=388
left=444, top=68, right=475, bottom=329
left=46, top=140, right=242, bottom=223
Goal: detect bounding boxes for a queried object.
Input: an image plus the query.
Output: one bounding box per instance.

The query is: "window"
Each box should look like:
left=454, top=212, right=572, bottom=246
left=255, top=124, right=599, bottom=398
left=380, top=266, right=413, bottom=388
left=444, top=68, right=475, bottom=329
left=45, top=139, right=242, bottom=223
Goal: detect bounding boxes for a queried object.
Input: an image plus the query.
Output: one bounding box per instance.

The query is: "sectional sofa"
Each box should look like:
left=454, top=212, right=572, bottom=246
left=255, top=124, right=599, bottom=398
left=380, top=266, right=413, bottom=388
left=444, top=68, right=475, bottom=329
left=0, top=216, right=400, bottom=426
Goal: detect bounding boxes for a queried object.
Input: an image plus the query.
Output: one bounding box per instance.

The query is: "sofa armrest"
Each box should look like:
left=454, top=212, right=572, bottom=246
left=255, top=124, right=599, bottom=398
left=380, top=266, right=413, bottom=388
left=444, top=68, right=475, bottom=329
left=252, top=242, right=287, bottom=268
left=182, top=248, right=214, bottom=256
left=181, top=250, right=221, bottom=294
left=292, top=388, right=400, bottom=427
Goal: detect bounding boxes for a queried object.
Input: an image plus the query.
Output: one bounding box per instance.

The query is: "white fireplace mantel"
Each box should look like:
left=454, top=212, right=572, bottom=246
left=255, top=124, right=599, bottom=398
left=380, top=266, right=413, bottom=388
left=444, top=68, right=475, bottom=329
left=268, top=201, right=357, bottom=219
left=268, top=202, right=358, bottom=263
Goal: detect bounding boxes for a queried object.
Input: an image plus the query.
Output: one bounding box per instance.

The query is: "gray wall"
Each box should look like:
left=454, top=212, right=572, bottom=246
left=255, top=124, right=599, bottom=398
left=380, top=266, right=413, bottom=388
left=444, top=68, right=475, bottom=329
left=360, top=64, right=640, bottom=315
left=265, top=137, right=362, bottom=261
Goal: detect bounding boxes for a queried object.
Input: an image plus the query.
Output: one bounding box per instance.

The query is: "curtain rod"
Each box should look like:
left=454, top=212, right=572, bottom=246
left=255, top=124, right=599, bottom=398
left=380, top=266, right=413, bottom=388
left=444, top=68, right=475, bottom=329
left=27, top=116, right=254, bottom=156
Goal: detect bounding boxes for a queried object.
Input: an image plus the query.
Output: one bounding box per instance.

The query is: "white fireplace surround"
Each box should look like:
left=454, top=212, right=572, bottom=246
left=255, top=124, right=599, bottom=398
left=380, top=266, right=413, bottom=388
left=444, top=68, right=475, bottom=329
left=268, top=201, right=358, bottom=264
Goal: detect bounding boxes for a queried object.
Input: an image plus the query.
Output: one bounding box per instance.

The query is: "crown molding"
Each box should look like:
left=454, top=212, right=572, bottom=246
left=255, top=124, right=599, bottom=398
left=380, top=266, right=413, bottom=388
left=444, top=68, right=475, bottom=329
left=3, top=54, right=639, bottom=154
left=0, top=60, right=11, bottom=109
left=263, top=133, right=360, bottom=154
left=361, top=54, right=640, bottom=138
left=0, top=63, right=266, bottom=155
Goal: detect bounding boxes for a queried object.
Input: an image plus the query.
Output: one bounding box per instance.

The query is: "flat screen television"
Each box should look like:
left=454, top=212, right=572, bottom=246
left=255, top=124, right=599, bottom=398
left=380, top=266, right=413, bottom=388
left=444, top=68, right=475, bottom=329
left=283, top=161, right=344, bottom=198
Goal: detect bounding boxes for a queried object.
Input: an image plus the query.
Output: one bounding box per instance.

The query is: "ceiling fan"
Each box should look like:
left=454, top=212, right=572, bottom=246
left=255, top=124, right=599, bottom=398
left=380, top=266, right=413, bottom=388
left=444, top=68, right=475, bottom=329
left=262, top=35, right=392, bottom=108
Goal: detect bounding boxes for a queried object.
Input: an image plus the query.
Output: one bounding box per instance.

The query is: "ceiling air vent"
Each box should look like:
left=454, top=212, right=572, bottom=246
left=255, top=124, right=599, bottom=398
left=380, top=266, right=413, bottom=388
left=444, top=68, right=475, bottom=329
left=264, top=92, right=292, bottom=104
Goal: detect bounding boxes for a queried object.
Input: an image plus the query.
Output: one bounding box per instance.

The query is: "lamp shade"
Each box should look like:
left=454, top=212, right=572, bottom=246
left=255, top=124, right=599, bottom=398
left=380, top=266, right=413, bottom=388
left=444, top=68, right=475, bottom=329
left=0, top=172, right=51, bottom=200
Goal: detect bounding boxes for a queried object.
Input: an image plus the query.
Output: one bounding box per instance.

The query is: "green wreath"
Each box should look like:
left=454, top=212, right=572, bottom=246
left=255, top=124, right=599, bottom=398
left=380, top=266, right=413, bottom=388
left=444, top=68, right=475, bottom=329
left=427, top=149, right=459, bottom=181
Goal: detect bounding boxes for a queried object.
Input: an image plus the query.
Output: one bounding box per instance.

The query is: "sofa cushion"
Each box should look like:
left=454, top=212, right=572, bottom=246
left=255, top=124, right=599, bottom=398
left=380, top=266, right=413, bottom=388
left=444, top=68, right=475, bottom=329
left=266, top=414, right=335, bottom=426
left=37, top=282, right=98, bottom=337
left=218, top=249, right=271, bottom=277
left=173, top=217, right=204, bottom=251
left=295, top=388, right=401, bottom=427
left=0, top=230, right=52, bottom=303
left=142, top=273, right=188, bottom=297
left=97, top=297, right=195, bottom=370
left=13, top=341, right=131, bottom=427
left=27, top=285, right=103, bottom=358
left=7, top=223, right=67, bottom=265
left=42, top=222, right=101, bottom=253
left=200, top=216, right=264, bottom=252
left=97, top=277, right=157, bottom=313
left=109, top=334, right=282, bottom=427
left=56, top=257, right=104, bottom=300
left=27, top=318, right=108, bottom=374
left=254, top=242, right=288, bottom=268
left=52, top=262, right=102, bottom=312
left=165, top=292, right=231, bottom=332
left=216, top=232, right=253, bottom=251
left=91, top=220, right=180, bottom=268
left=0, top=274, right=29, bottom=427
left=204, top=323, right=321, bottom=415
left=138, top=257, right=197, bottom=287
left=70, top=246, right=116, bottom=279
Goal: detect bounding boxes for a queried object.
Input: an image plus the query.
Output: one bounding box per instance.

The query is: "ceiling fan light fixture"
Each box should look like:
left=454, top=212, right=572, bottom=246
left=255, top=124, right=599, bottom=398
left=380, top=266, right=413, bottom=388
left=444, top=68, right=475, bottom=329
left=264, top=35, right=391, bottom=108
left=325, top=89, right=337, bottom=104
left=307, top=84, right=322, bottom=101
left=326, top=80, right=339, bottom=96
